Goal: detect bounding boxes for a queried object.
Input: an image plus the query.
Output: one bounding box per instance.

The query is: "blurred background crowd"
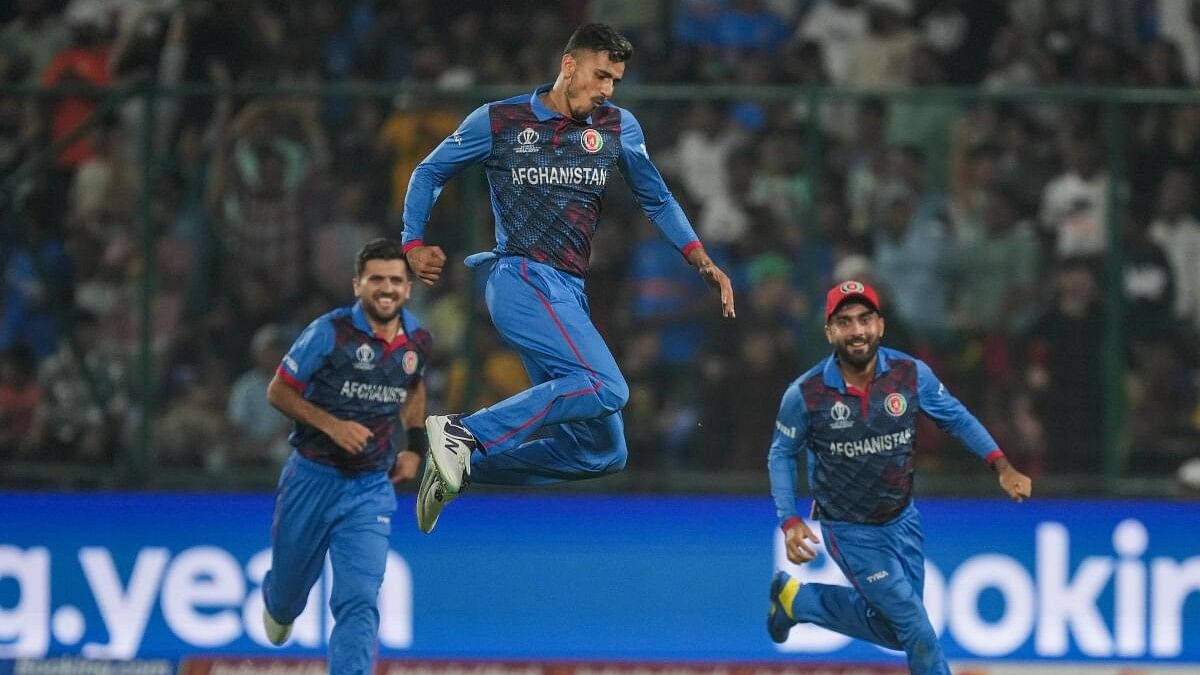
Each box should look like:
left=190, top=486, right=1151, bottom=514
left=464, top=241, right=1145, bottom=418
left=1, top=0, right=1199, bottom=493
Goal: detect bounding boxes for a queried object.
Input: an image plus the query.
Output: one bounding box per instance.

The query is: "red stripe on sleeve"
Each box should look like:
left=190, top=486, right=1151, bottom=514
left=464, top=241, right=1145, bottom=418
left=276, top=366, right=306, bottom=393
left=986, top=449, right=1005, bottom=466
left=681, top=241, right=704, bottom=257
left=402, top=239, right=425, bottom=253
left=781, top=516, right=803, bottom=534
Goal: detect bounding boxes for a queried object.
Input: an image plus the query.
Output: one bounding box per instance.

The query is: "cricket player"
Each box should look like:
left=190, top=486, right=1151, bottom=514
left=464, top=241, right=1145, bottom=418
left=402, top=23, right=736, bottom=533
left=766, top=281, right=1033, bottom=674
left=261, top=239, right=431, bottom=675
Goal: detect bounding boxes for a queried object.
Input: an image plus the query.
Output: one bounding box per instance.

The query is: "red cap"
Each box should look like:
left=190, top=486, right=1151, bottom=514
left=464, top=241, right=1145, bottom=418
left=825, top=280, right=881, bottom=321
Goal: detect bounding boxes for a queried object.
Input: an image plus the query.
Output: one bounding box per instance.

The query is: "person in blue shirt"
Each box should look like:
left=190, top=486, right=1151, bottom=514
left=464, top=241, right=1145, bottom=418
left=765, top=280, right=1033, bottom=675
left=402, top=23, right=736, bottom=533
left=260, top=239, right=431, bottom=675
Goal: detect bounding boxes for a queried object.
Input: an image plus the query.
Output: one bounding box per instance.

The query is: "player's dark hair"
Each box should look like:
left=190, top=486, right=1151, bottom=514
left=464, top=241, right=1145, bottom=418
left=355, top=238, right=409, bottom=278
left=564, top=23, right=633, bottom=62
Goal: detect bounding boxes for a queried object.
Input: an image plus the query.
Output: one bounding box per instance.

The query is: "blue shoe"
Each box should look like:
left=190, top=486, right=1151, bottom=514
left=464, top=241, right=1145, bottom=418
left=768, top=571, right=799, bottom=644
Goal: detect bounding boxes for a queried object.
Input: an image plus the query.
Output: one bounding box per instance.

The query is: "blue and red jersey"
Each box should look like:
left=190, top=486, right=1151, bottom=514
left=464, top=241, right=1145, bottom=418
left=767, top=347, right=1002, bottom=525
left=276, top=303, right=431, bottom=474
left=402, top=83, right=702, bottom=276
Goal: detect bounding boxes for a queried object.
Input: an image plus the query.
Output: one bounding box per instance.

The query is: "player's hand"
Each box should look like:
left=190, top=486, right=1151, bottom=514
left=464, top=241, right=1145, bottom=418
left=686, top=249, right=735, bottom=318
left=700, top=261, right=736, bottom=318
left=326, top=419, right=373, bottom=454
left=998, top=465, right=1033, bottom=502
left=389, top=450, right=421, bottom=485
left=784, top=519, right=821, bottom=565
left=406, top=245, right=447, bottom=286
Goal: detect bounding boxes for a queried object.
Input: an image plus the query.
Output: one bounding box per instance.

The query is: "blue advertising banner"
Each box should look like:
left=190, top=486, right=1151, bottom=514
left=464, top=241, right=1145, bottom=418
left=1, top=494, right=1198, bottom=665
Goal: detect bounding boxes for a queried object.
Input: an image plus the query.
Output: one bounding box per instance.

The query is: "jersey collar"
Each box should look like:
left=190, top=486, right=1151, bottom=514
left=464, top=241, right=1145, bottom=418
left=530, top=83, right=594, bottom=125
left=351, top=302, right=408, bottom=352
left=822, top=348, right=892, bottom=393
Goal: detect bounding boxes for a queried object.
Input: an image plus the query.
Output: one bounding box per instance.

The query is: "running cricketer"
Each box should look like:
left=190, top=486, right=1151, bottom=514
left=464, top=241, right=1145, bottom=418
left=402, top=23, right=736, bottom=533
left=766, top=281, right=1033, bottom=675
left=260, top=239, right=431, bottom=675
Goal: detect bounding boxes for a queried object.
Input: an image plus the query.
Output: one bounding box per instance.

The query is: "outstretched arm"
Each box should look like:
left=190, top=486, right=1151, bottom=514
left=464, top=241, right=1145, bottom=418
left=619, top=109, right=735, bottom=318
left=916, top=360, right=1032, bottom=501
left=402, top=104, right=492, bottom=285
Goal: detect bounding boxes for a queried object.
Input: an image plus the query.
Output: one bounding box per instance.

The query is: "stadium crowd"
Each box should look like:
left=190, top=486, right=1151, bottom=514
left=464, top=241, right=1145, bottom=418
left=1, top=0, right=1198, bottom=489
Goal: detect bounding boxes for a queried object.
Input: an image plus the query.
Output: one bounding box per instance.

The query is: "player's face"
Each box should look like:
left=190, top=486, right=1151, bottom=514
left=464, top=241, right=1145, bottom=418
left=353, top=258, right=412, bottom=324
left=825, top=302, right=884, bottom=368
left=562, top=49, right=625, bottom=120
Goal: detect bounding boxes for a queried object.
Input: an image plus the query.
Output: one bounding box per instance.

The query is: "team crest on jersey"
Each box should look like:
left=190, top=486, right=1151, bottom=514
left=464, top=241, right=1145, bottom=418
left=581, top=128, right=603, bottom=153
left=840, top=280, right=865, bottom=294
left=830, top=400, right=854, bottom=429
left=884, top=393, right=907, bottom=417
left=353, top=343, right=376, bottom=371
left=402, top=350, right=420, bottom=375
left=515, top=127, right=540, bottom=153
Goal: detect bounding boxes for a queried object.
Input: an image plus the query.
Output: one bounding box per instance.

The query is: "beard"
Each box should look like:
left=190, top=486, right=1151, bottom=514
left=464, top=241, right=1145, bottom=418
left=835, top=336, right=880, bottom=368
left=363, top=296, right=400, bottom=323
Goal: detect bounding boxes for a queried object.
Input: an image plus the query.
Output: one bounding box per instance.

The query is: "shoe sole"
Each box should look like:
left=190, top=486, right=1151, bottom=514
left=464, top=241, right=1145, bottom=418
left=262, top=607, right=293, bottom=646
left=415, top=457, right=443, bottom=534
left=425, top=416, right=466, bottom=494
left=768, top=572, right=791, bottom=644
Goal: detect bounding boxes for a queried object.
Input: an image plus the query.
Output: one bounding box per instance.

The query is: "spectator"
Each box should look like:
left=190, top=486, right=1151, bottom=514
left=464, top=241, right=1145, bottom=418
left=208, top=99, right=330, bottom=304
left=885, top=43, right=958, bottom=191
left=40, top=1, right=113, bottom=174
left=846, top=0, right=917, bottom=90
left=1, top=0, right=70, bottom=83
left=0, top=206, right=72, bottom=360
left=1024, top=259, right=1104, bottom=475
left=794, top=0, right=867, bottom=86
left=1039, top=135, right=1110, bottom=258
left=1121, top=212, right=1185, bottom=471
left=29, top=311, right=130, bottom=462
left=871, top=182, right=953, bottom=337
left=1148, top=169, right=1200, bottom=334
left=0, top=346, right=42, bottom=457
left=625, top=215, right=711, bottom=366
left=226, top=324, right=291, bottom=465
left=311, top=180, right=385, bottom=301
left=951, top=186, right=1039, bottom=335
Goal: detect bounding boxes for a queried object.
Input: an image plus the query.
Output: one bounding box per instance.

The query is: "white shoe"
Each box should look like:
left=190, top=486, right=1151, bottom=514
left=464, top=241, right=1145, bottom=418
left=262, top=607, right=292, bottom=646
left=416, top=456, right=457, bottom=534
left=425, top=414, right=475, bottom=494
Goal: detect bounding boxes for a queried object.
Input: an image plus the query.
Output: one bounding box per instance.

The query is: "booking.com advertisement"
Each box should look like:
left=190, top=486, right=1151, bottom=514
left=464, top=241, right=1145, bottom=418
left=1, top=494, right=1199, bottom=667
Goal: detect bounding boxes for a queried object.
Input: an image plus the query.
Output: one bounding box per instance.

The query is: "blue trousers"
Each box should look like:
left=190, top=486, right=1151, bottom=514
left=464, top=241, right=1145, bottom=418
left=790, top=504, right=950, bottom=675
left=463, top=256, right=629, bottom=485
left=263, top=452, right=396, bottom=675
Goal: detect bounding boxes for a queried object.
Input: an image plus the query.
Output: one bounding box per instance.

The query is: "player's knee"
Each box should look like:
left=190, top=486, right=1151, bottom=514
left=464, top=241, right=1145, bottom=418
left=596, top=375, right=629, bottom=414
left=603, top=444, right=628, bottom=474
left=584, top=443, right=627, bottom=477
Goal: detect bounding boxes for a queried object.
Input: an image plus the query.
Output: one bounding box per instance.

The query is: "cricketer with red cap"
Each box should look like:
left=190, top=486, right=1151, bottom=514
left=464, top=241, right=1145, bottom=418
left=764, top=280, right=1033, bottom=675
